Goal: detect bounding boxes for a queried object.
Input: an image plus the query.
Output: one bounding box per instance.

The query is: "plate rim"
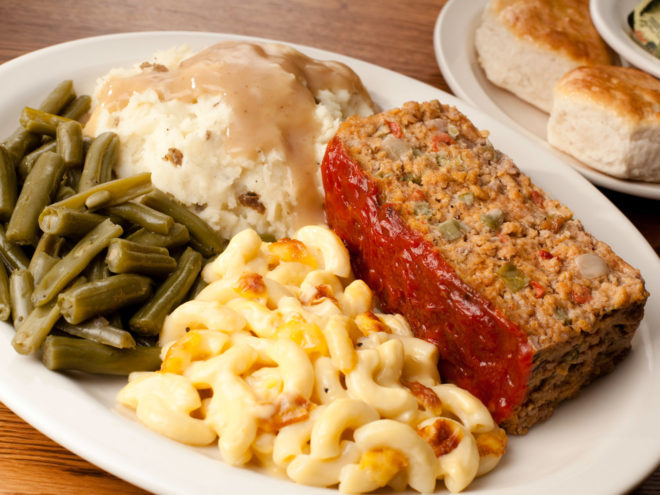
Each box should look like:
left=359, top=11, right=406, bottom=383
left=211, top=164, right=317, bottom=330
left=1, top=29, right=659, bottom=495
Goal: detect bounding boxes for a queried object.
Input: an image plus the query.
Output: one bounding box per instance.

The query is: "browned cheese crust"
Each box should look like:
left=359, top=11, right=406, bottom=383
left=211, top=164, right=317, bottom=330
left=336, top=100, right=648, bottom=433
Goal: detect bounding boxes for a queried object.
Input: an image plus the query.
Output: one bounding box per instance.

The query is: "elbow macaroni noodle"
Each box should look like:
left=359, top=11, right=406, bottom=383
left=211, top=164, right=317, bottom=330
left=117, top=225, right=507, bottom=493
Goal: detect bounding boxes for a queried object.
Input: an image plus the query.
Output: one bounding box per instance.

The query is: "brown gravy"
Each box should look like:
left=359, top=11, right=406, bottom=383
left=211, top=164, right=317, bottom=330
left=86, top=41, right=374, bottom=228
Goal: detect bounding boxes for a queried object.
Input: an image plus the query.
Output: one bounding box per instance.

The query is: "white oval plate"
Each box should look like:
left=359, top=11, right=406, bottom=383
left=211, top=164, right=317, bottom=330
left=1, top=31, right=660, bottom=495
left=591, top=0, right=660, bottom=79
left=434, top=0, right=660, bottom=200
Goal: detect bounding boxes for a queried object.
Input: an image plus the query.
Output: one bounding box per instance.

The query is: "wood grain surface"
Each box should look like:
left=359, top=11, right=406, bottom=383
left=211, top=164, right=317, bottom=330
left=0, top=0, right=658, bottom=493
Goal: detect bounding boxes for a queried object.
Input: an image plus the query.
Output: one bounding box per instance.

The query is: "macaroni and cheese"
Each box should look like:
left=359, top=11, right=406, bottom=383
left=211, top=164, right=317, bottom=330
left=117, top=225, right=506, bottom=493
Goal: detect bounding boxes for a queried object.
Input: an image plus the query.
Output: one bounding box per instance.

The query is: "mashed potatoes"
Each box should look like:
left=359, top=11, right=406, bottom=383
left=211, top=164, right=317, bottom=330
left=85, top=42, right=375, bottom=239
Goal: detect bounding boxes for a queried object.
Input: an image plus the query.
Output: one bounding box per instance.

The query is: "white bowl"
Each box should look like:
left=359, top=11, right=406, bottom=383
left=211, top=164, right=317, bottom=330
left=591, top=0, right=660, bottom=79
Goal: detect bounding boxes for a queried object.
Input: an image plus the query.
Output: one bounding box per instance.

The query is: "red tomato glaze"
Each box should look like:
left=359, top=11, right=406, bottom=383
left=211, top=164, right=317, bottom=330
left=321, top=137, right=533, bottom=423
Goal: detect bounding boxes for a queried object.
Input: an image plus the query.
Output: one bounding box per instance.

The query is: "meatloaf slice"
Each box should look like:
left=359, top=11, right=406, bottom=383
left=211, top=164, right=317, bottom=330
left=321, top=100, right=648, bottom=434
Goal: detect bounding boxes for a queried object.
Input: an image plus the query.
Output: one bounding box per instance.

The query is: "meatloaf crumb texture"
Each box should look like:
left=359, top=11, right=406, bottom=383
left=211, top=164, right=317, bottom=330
left=322, top=100, right=648, bottom=434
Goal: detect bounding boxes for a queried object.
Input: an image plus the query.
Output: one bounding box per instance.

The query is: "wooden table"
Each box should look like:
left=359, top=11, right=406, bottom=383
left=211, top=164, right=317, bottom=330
left=0, top=0, right=658, bottom=493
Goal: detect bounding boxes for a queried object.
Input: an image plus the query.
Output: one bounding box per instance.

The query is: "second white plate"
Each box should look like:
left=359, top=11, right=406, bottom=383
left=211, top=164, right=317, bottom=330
left=433, top=0, right=660, bottom=200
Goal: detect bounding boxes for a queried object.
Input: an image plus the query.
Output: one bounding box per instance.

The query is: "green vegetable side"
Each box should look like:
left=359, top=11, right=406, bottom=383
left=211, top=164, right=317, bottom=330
left=0, top=81, right=227, bottom=375
left=629, top=0, right=660, bottom=58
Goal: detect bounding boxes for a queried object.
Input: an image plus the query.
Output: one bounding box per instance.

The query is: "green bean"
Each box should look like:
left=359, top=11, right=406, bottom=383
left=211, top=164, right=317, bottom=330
left=39, top=207, right=105, bottom=237
left=41, top=335, right=161, bottom=375
left=56, top=317, right=135, bottom=349
left=104, top=202, right=174, bottom=234
left=85, top=253, right=111, bottom=282
left=78, top=132, right=118, bottom=192
left=63, top=165, right=82, bottom=192
left=139, top=189, right=225, bottom=257
left=32, top=219, right=123, bottom=307
left=85, top=190, right=112, bottom=209
left=12, top=298, right=60, bottom=354
left=6, top=151, right=66, bottom=245
left=92, top=195, right=124, bottom=216
left=259, top=232, right=277, bottom=243
left=20, top=107, right=75, bottom=137
left=33, top=232, right=65, bottom=258
left=61, top=95, right=91, bottom=121
left=121, top=222, right=141, bottom=238
left=2, top=80, right=75, bottom=164
left=106, top=238, right=176, bottom=277
left=56, top=120, right=83, bottom=167
left=37, top=80, right=76, bottom=115
left=126, top=222, right=190, bottom=248
left=2, top=128, right=41, bottom=165
left=56, top=185, right=76, bottom=201
left=17, top=139, right=57, bottom=182
left=0, top=263, right=10, bottom=321
left=39, top=173, right=152, bottom=221
left=29, top=252, right=59, bottom=286
left=187, top=275, right=207, bottom=299
left=0, top=225, right=30, bottom=272
left=129, top=246, right=202, bottom=336
left=58, top=273, right=152, bottom=325
left=107, top=312, right=124, bottom=329
left=29, top=234, right=64, bottom=285
left=9, top=269, right=34, bottom=329
left=0, top=146, right=17, bottom=221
